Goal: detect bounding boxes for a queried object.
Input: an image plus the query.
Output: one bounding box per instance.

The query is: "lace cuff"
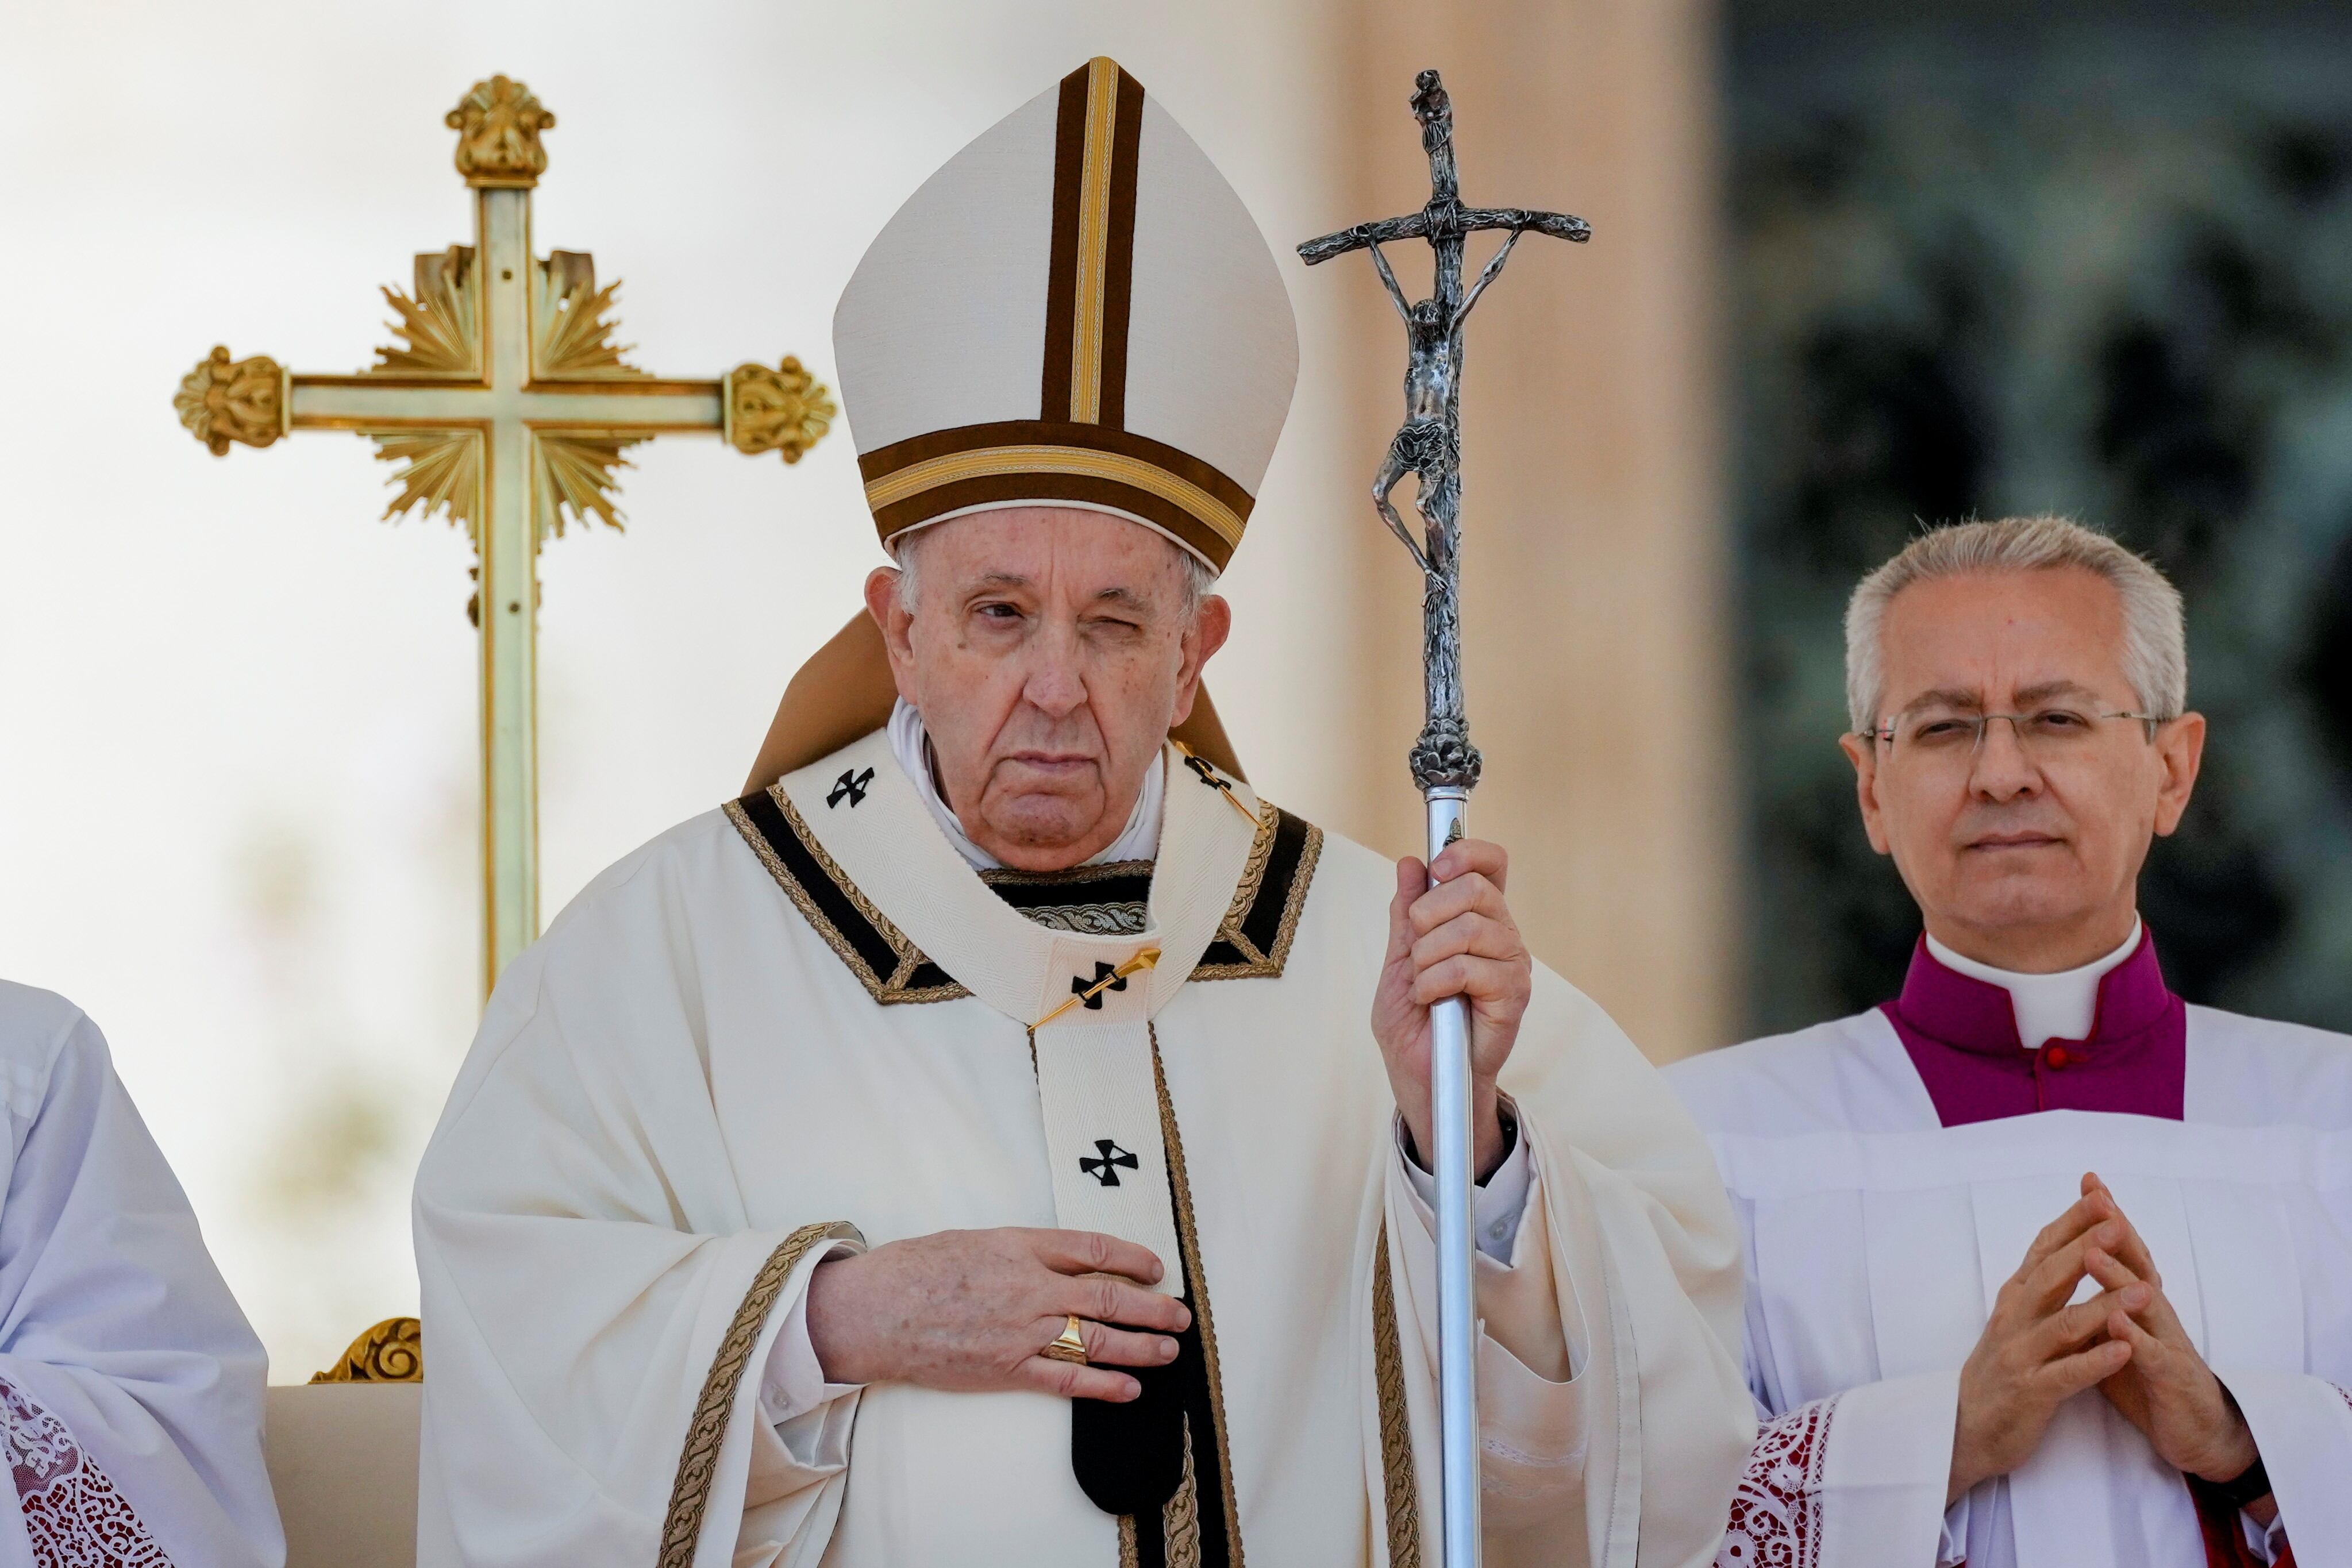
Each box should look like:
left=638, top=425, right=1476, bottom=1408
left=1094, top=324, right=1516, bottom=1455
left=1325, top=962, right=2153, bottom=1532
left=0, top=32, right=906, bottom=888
left=1717, top=1396, right=1837, bottom=1568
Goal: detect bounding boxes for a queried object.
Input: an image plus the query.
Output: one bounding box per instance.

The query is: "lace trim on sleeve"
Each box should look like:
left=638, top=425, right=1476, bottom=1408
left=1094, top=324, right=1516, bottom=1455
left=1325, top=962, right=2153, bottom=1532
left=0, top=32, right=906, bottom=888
left=1717, top=1395, right=1838, bottom=1568
left=0, top=1373, right=174, bottom=1567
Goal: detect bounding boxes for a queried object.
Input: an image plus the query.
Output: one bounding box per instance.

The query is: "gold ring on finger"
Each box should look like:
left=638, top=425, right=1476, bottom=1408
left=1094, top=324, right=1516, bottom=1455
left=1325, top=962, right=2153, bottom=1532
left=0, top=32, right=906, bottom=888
left=1041, top=1314, right=1090, bottom=1365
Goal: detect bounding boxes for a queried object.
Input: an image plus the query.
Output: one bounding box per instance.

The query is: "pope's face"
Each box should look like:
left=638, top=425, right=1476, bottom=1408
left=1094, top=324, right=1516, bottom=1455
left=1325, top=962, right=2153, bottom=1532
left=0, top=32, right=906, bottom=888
left=866, top=507, right=1230, bottom=872
left=1838, top=567, right=2205, bottom=970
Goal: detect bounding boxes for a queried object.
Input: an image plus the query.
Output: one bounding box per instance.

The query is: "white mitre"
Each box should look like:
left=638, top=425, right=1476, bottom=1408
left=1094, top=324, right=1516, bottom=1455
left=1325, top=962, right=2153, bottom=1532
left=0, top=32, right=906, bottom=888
left=833, top=55, right=1299, bottom=574
left=746, top=57, right=1292, bottom=789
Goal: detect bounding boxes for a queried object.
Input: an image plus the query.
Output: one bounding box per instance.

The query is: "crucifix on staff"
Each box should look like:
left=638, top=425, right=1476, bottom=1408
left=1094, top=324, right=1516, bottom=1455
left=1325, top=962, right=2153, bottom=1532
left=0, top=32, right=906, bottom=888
left=1300, top=67, right=1589, bottom=1568
left=1300, top=68, right=1588, bottom=795
left=172, top=74, right=835, bottom=996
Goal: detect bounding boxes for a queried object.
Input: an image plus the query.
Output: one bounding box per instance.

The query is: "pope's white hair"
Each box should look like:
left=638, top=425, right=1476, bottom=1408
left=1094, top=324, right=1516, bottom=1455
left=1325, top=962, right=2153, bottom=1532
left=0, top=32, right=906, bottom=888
left=1844, top=515, right=2187, bottom=734
left=891, top=516, right=1216, bottom=618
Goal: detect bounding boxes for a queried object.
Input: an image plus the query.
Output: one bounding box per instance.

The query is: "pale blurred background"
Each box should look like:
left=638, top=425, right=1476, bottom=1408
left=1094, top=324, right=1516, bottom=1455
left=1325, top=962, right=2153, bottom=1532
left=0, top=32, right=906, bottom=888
left=6, top=0, right=2350, bottom=1382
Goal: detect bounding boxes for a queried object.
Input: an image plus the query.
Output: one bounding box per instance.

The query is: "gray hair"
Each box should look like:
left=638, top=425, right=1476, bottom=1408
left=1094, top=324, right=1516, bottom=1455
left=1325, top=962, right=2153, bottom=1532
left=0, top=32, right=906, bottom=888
left=891, top=518, right=1216, bottom=619
left=1843, top=515, right=2187, bottom=734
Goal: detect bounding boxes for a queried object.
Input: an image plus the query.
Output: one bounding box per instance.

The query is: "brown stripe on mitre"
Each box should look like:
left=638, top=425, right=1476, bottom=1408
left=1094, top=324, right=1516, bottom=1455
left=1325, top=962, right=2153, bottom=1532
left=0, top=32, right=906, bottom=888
left=1095, top=65, right=1145, bottom=430
left=1040, top=58, right=1144, bottom=428
left=1041, top=64, right=1091, bottom=422
left=860, top=419, right=1253, bottom=572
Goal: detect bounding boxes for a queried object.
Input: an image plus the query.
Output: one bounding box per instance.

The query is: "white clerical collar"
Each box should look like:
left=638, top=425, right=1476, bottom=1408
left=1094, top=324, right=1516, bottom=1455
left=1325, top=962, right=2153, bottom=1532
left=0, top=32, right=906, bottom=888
left=1924, top=918, right=2143, bottom=1050
left=886, top=698, right=1164, bottom=872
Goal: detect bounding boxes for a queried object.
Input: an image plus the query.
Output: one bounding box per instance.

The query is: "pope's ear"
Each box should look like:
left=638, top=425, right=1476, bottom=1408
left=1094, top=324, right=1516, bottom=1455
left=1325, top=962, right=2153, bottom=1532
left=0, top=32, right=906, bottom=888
left=863, top=567, right=920, bottom=701
left=1171, top=594, right=1232, bottom=726
left=1839, top=731, right=1893, bottom=856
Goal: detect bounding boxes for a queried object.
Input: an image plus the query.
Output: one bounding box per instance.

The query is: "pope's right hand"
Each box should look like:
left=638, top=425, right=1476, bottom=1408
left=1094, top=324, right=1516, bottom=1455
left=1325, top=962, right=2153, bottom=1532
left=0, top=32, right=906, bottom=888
left=1946, top=1189, right=2145, bottom=1504
left=804, top=1227, right=1190, bottom=1404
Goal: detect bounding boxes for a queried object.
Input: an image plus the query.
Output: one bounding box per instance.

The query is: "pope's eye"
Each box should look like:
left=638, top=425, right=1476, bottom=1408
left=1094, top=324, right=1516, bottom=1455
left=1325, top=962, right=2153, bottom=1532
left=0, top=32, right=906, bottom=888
left=2028, top=710, right=2090, bottom=733
left=1911, top=719, right=1971, bottom=743
left=976, top=603, right=1021, bottom=620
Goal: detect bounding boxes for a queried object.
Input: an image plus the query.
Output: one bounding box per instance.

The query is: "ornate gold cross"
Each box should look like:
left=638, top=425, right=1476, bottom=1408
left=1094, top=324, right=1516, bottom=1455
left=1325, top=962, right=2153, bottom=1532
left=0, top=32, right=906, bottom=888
left=175, top=76, right=833, bottom=997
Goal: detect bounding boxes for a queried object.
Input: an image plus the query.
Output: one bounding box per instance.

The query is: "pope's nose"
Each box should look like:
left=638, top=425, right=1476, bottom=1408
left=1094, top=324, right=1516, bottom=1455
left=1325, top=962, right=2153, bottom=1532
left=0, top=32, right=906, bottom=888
left=1019, top=643, right=1088, bottom=718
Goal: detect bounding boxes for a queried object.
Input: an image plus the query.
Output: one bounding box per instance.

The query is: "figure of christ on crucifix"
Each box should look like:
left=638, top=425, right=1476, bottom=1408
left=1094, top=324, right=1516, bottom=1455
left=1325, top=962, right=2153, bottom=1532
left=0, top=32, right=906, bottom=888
left=1365, top=225, right=1518, bottom=577
left=1299, top=69, right=1588, bottom=791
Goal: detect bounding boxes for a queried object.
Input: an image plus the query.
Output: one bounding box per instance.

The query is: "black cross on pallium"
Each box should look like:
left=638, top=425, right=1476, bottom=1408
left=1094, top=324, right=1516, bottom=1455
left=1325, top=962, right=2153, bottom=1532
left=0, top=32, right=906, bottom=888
left=1177, top=744, right=1259, bottom=827
left=826, top=766, right=875, bottom=809
left=1080, top=1139, right=1140, bottom=1187
left=1182, top=752, right=1233, bottom=797
left=1072, top=961, right=1128, bottom=1010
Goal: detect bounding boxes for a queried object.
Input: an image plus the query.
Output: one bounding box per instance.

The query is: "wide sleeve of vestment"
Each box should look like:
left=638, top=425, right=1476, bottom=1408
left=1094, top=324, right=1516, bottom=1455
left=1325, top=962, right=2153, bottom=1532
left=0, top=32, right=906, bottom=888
left=1701, top=1180, right=1961, bottom=1568
left=1367, top=965, right=1756, bottom=1568
left=412, top=831, right=864, bottom=1568
left=2216, top=1370, right=2352, bottom=1568
left=0, top=981, right=282, bottom=1568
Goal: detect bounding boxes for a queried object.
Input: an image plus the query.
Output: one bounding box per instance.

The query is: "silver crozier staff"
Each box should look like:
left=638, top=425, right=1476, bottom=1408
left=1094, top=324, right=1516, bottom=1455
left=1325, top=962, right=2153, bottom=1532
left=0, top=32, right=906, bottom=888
left=1299, top=70, right=1589, bottom=1568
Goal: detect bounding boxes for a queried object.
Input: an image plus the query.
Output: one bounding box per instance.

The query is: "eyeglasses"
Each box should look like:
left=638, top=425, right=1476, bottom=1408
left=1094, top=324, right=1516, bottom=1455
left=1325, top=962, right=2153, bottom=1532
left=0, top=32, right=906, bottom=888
left=1862, top=707, right=2164, bottom=759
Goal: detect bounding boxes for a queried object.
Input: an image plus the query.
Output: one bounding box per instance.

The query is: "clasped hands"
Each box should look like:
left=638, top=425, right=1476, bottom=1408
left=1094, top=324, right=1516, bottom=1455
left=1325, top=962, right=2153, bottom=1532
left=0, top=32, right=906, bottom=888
left=804, top=840, right=1533, bottom=1406
left=1949, top=1173, right=2271, bottom=1524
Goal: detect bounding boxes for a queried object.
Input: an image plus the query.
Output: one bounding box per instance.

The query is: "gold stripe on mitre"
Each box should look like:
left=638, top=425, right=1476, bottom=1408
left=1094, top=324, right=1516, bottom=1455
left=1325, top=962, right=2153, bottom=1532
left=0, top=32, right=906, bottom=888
left=866, top=445, right=1245, bottom=550
left=859, top=421, right=1254, bottom=573
left=1069, top=57, right=1122, bottom=423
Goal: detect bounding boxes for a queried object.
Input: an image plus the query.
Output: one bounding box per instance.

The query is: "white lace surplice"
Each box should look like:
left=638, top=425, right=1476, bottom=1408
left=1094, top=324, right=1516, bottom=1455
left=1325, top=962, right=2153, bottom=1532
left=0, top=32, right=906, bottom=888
left=1673, top=1005, right=2352, bottom=1568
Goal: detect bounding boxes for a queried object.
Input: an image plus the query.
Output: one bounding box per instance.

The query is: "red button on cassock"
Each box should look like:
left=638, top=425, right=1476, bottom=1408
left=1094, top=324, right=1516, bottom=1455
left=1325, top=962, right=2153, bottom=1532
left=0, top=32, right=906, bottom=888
left=2044, top=1046, right=2070, bottom=1070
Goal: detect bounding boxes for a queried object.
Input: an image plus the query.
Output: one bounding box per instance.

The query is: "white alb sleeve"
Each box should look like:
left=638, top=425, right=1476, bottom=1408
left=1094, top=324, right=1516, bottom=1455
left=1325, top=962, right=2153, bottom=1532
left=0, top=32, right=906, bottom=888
left=2242, top=1508, right=2286, bottom=1564
left=757, top=1242, right=864, bottom=1438
left=1937, top=1493, right=1969, bottom=1566
left=1396, top=1106, right=1534, bottom=1263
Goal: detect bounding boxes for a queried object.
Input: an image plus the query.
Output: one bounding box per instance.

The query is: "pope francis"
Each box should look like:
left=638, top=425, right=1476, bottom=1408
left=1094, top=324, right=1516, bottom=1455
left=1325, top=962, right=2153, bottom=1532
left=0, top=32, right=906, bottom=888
left=412, top=57, right=1751, bottom=1568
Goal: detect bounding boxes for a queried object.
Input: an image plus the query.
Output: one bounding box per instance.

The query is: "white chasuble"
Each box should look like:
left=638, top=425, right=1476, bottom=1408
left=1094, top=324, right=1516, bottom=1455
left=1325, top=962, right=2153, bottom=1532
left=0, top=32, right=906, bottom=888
left=414, top=731, right=1753, bottom=1568
left=1671, top=1008, right=2352, bottom=1568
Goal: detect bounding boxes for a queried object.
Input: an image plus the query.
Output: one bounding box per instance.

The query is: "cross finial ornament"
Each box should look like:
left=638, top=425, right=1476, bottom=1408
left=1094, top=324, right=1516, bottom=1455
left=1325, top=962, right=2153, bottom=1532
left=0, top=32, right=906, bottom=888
left=174, top=77, right=837, bottom=997
left=446, top=75, right=553, bottom=188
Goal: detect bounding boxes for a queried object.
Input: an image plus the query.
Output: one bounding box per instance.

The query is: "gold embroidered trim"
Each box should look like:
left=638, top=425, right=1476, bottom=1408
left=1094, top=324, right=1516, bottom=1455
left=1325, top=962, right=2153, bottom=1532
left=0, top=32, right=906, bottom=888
left=1263, top=819, right=1322, bottom=970
left=723, top=793, right=969, bottom=1006
left=1192, top=805, right=1323, bottom=982
left=1222, top=806, right=1278, bottom=930
left=981, top=857, right=1152, bottom=937
left=1153, top=1027, right=1246, bottom=1567
left=1372, top=1229, right=1422, bottom=1568
left=977, top=857, right=1155, bottom=888
left=1113, top=1421, right=1204, bottom=1568
left=1010, top=900, right=1150, bottom=937
left=1165, top=1413, right=1203, bottom=1568
left=656, top=1220, right=860, bottom=1568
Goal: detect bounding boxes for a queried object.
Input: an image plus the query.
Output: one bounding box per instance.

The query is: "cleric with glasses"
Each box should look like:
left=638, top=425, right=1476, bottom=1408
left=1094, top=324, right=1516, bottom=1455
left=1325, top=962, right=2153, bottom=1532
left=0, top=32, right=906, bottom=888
left=1672, top=515, right=2352, bottom=1567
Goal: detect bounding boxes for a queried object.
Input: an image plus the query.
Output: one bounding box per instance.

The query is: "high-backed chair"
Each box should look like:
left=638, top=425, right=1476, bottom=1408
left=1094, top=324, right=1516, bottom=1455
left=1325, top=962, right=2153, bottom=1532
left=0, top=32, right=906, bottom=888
left=265, top=1319, right=422, bottom=1568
